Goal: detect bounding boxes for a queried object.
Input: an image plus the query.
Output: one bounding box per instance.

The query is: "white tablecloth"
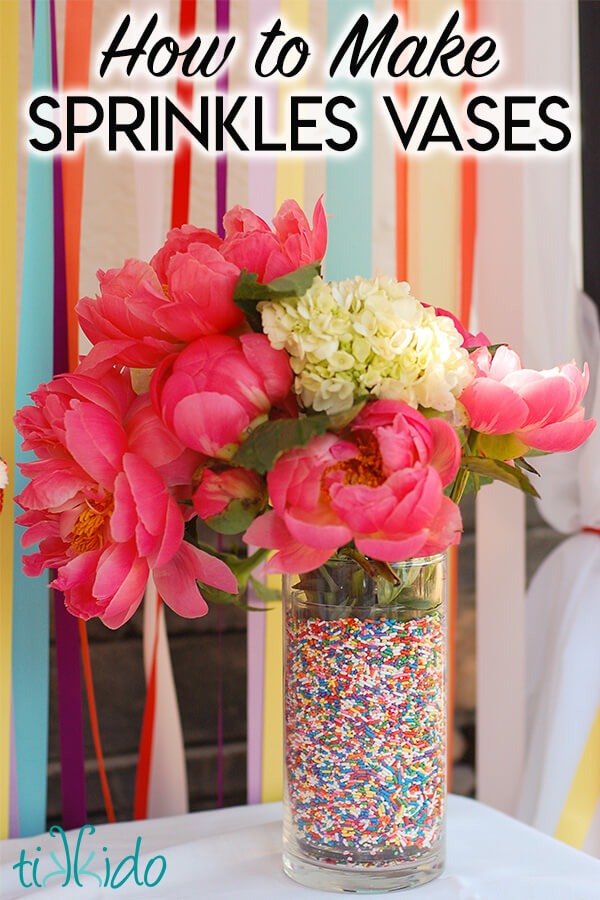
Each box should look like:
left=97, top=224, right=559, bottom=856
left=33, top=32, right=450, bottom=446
left=1, top=796, right=599, bottom=899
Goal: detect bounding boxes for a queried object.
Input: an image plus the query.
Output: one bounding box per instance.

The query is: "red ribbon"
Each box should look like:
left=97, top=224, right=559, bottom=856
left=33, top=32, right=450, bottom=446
left=170, top=0, right=196, bottom=228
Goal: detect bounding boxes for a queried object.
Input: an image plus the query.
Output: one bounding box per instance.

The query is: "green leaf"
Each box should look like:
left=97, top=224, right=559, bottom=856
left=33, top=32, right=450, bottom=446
left=195, top=580, right=264, bottom=612
left=248, top=575, right=281, bottom=606
left=233, top=262, right=321, bottom=332
left=461, top=456, right=540, bottom=498
left=467, top=343, right=507, bottom=356
left=231, top=413, right=331, bottom=474
left=514, top=456, right=541, bottom=477
left=203, top=495, right=267, bottom=535
left=478, top=432, right=530, bottom=461
left=525, top=448, right=551, bottom=458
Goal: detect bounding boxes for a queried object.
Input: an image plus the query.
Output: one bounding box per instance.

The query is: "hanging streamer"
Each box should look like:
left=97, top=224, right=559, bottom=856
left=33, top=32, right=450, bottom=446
left=394, top=0, right=408, bottom=281
left=134, top=593, right=162, bottom=821
left=12, top=0, right=54, bottom=838
left=246, top=0, right=279, bottom=806
left=215, top=1, right=230, bottom=807
left=253, top=0, right=310, bottom=807
left=325, top=0, right=373, bottom=282
left=554, top=691, right=600, bottom=848
left=448, top=0, right=477, bottom=785
left=216, top=0, right=229, bottom=237
left=0, top=0, right=19, bottom=841
left=247, top=1, right=279, bottom=221
left=171, top=0, right=196, bottom=228
left=62, top=0, right=93, bottom=372
left=50, top=0, right=87, bottom=832
left=246, top=571, right=267, bottom=805
left=79, top=621, right=115, bottom=823
left=460, top=0, right=477, bottom=328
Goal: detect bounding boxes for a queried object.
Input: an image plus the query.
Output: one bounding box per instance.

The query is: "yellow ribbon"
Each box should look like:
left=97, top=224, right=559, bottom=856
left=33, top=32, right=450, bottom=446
left=260, top=0, right=309, bottom=805
left=0, top=0, right=19, bottom=839
left=554, top=704, right=600, bottom=849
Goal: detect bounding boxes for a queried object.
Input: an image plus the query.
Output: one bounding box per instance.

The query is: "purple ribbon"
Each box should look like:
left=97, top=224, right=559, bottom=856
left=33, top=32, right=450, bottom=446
left=216, top=0, right=229, bottom=237
left=49, top=0, right=87, bottom=831
left=214, top=0, right=230, bottom=807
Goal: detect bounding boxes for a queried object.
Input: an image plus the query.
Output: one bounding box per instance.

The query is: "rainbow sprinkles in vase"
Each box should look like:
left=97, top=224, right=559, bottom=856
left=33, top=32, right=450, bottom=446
left=15, top=198, right=595, bottom=892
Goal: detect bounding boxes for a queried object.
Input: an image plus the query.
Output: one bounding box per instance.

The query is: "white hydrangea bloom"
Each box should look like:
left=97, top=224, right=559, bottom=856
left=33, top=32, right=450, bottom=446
left=259, top=275, right=475, bottom=416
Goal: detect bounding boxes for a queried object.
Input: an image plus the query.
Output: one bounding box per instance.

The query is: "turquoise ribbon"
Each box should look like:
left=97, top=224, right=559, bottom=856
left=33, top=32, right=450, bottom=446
left=12, top=0, right=54, bottom=837
left=325, top=0, right=373, bottom=281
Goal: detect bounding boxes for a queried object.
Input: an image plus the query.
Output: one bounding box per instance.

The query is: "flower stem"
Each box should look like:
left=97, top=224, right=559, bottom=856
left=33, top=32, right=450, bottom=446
left=450, top=466, right=470, bottom=504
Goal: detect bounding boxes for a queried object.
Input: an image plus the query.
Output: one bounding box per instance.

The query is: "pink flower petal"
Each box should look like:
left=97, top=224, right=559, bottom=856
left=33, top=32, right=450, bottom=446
left=111, top=471, right=137, bottom=543
left=135, top=520, right=156, bottom=557
left=420, top=496, right=463, bottom=555
left=99, top=557, right=149, bottom=629
left=489, top=345, right=524, bottom=380
left=64, top=403, right=127, bottom=489
left=283, top=508, right=352, bottom=550
left=223, top=205, right=271, bottom=236
left=221, top=232, right=279, bottom=281
left=516, top=373, right=578, bottom=429
left=461, top=379, right=529, bottom=433
left=382, top=469, right=443, bottom=534
left=147, top=495, right=184, bottom=569
left=328, top=482, right=397, bottom=534
left=125, top=395, right=188, bottom=469
left=428, top=418, right=462, bottom=485
left=243, top=509, right=289, bottom=549
left=122, top=452, right=170, bottom=536
left=53, top=549, right=102, bottom=591
left=355, top=531, right=429, bottom=563
left=76, top=338, right=154, bottom=376
left=244, top=511, right=335, bottom=575
left=15, top=459, right=90, bottom=511
left=150, top=224, right=222, bottom=283
left=240, top=333, right=293, bottom=402
left=20, top=517, right=60, bottom=548
left=354, top=530, right=428, bottom=562
left=154, top=542, right=236, bottom=617
left=517, top=415, right=596, bottom=452
left=93, top=541, right=139, bottom=601
left=263, top=544, right=333, bottom=575
left=172, top=392, right=249, bottom=456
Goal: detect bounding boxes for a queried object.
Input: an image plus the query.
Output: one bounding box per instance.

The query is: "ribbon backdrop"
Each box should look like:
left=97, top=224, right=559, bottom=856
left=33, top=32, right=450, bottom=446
left=4, top=0, right=592, bottom=853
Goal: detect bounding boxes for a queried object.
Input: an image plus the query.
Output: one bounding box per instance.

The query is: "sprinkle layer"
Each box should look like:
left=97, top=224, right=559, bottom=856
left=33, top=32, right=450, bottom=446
left=285, top=614, right=445, bottom=865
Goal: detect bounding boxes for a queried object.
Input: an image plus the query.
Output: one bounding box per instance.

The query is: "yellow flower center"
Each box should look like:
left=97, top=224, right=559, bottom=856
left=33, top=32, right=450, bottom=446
left=71, top=495, right=113, bottom=554
left=321, top=432, right=387, bottom=502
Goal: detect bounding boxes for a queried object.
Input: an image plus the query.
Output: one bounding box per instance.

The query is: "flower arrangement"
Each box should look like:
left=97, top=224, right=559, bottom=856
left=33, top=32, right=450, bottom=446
left=14, top=197, right=596, bottom=627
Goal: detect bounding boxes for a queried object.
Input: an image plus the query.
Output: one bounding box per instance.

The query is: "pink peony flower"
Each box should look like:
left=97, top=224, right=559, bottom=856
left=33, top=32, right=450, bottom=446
left=76, top=259, right=186, bottom=374
left=244, top=400, right=462, bottom=573
left=77, top=237, right=244, bottom=376
left=150, top=224, right=222, bottom=284
left=14, top=371, right=236, bottom=628
left=460, top=346, right=596, bottom=452
left=221, top=196, right=327, bottom=283
left=193, top=467, right=267, bottom=534
left=151, top=333, right=293, bottom=460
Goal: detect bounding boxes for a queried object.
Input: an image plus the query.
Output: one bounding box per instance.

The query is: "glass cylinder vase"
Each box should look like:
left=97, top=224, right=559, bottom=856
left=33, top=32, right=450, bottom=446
left=282, top=554, right=447, bottom=894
